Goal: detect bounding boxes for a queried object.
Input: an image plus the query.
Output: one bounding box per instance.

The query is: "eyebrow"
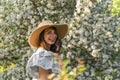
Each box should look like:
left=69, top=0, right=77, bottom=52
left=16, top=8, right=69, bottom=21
left=45, top=29, right=54, bottom=33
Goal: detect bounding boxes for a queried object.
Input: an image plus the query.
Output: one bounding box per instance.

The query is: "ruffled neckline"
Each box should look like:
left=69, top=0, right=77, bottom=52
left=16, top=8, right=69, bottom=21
left=37, top=47, right=53, bottom=53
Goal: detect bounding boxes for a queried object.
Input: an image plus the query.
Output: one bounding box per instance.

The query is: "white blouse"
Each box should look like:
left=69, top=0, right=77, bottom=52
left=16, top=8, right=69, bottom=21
left=26, top=48, right=60, bottom=79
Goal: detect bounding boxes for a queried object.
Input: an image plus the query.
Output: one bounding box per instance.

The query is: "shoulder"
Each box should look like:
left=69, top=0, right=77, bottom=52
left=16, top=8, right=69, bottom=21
left=35, top=48, right=53, bottom=56
left=36, top=48, right=45, bottom=53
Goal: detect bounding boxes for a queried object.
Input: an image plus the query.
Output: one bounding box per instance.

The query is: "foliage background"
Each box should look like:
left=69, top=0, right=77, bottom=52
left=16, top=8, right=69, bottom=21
left=0, top=0, right=120, bottom=80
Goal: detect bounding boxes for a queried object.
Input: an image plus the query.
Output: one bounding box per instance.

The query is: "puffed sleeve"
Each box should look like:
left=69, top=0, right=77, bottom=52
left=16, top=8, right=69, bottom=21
left=26, top=48, right=53, bottom=79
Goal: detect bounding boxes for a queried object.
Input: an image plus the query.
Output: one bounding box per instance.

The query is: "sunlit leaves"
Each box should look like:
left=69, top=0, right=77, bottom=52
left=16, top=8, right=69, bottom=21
left=54, top=59, right=86, bottom=80
left=63, top=0, right=120, bottom=79
left=111, top=0, right=120, bottom=16
left=0, top=63, right=15, bottom=73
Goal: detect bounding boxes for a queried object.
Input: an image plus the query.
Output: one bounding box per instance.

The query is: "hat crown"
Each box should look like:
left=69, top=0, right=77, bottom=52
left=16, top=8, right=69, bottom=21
left=38, top=20, right=53, bottom=27
left=28, top=20, right=68, bottom=48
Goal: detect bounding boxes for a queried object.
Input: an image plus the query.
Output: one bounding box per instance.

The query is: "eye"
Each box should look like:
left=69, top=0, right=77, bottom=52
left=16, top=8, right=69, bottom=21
left=45, top=28, right=57, bottom=35
left=47, top=31, right=52, bottom=34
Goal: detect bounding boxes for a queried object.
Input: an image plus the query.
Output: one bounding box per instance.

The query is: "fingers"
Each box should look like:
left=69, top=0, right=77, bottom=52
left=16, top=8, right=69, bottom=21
left=60, top=63, right=63, bottom=70
left=52, top=53, right=59, bottom=57
left=55, top=39, right=62, bottom=53
left=56, top=45, right=60, bottom=53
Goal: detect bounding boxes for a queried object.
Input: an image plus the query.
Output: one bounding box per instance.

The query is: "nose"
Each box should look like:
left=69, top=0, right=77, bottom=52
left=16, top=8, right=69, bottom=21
left=51, top=33, right=57, bottom=38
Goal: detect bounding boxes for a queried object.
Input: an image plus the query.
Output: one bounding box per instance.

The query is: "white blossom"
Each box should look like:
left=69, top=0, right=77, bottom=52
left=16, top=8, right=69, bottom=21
left=81, top=13, right=85, bottom=17
left=68, top=44, right=73, bottom=48
left=88, top=1, right=93, bottom=7
left=106, top=31, right=113, bottom=37
left=16, top=14, right=21, bottom=20
left=84, top=7, right=90, bottom=14
left=31, top=19, right=35, bottom=24
left=91, top=49, right=101, bottom=57
left=91, top=45, right=97, bottom=50
left=66, top=52, right=72, bottom=58
left=76, top=0, right=82, bottom=13
left=0, top=19, right=3, bottom=24
left=47, top=3, right=51, bottom=8
left=0, top=6, right=4, bottom=12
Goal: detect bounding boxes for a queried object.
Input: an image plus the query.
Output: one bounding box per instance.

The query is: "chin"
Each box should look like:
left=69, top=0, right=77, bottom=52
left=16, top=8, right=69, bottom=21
left=51, top=43, right=55, bottom=45
left=48, top=42, right=55, bottom=45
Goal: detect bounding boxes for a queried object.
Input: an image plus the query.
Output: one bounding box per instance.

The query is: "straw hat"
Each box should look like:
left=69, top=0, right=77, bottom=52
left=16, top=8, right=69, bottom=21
left=28, top=20, right=68, bottom=48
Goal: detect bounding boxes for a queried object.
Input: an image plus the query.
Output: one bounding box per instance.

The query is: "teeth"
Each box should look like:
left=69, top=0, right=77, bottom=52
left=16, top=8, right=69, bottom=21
left=49, top=39, right=55, bottom=41
left=49, top=39, right=55, bottom=42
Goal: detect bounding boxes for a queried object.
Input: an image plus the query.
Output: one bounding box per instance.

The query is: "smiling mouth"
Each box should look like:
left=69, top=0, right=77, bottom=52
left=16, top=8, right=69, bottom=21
left=49, top=39, right=56, bottom=42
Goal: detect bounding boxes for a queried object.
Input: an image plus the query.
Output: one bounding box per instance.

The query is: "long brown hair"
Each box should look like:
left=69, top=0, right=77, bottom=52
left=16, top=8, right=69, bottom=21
left=39, top=27, right=59, bottom=51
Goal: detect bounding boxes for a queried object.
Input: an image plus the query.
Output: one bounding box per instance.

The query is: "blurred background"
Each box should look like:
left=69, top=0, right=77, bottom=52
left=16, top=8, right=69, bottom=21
left=0, top=0, right=120, bottom=80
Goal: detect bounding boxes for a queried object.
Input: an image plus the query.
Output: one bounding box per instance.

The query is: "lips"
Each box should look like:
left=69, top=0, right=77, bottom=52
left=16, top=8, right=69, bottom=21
left=48, top=38, right=56, bottom=42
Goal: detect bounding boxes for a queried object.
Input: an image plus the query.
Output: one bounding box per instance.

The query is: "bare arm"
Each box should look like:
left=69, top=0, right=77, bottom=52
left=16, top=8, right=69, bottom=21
left=39, top=67, right=49, bottom=80
left=51, top=53, right=63, bottom=69
left=58, top=55, right=63, bottom=69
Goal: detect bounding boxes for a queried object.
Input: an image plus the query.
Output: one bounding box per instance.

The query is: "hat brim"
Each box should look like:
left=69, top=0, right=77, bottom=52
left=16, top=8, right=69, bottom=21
left=28, top=24, right=68, bottom=48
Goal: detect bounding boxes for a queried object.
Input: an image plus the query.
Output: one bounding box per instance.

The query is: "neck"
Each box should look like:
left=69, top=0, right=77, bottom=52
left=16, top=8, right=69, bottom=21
left=39, top=42, right=51, bottom=51
left=46, top=43, right=51, bottom=50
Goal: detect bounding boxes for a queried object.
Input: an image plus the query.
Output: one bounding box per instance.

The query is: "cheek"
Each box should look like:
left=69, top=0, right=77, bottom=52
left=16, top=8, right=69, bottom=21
left=44, top=35, right=48, bottom=41
left=54, top=34, right=57, bottom=38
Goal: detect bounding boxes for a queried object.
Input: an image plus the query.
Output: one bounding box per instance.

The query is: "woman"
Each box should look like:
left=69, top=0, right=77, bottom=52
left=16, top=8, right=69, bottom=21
left=26, top=20, right=68, bottom=80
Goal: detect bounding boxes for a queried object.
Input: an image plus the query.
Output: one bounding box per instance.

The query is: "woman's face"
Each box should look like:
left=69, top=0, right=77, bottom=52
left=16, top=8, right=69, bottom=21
left=44, top=28, right=57, bottom=45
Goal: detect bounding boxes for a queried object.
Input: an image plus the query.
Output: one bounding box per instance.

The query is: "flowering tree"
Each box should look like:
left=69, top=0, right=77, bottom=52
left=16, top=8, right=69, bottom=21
left=64, top=0, right=120, bottom=80
left=0, top=0, right=120, bottom=80
left=0, top=0, right=76, bottom=79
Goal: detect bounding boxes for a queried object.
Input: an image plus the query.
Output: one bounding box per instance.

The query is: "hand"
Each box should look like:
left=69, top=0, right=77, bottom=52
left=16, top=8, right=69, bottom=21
left=59, top=63, right=63, bottom=70
left=55, top=39, right=62, bottom=53
left=56, top=44, right=60, bottom=53
left=52, top=53, right=59, bottom=57
left=58, top=55, right=63, bottom=69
